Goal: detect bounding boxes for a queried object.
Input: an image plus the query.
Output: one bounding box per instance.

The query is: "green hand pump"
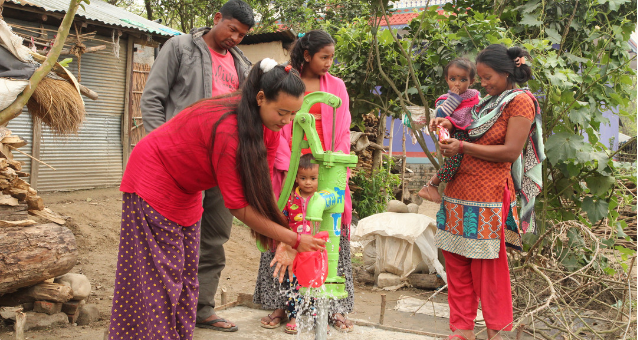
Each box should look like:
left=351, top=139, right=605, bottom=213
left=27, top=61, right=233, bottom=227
left=276, top=91, right=358, bottom=302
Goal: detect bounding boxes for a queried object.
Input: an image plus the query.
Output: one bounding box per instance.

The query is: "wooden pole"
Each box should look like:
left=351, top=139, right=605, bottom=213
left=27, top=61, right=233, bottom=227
left=15, top=310, right=25, bottom=340
left=220, top=287, right=228, bottom=305
left=379, top=294, right=387, bottom=325
left=388, top=119, right=395, bottom=173
left=401, top=123, right=406, bottom=202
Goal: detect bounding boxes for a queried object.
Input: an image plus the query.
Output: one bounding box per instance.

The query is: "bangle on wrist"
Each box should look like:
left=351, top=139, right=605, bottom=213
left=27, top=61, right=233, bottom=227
left=459, top=141, right=464, bottom=154
left=292, top=233, right=301, bottom=250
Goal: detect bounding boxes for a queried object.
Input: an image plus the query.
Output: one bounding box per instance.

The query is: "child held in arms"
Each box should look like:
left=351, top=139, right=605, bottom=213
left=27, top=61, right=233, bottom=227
left=419, top=58, right=480, bottom=203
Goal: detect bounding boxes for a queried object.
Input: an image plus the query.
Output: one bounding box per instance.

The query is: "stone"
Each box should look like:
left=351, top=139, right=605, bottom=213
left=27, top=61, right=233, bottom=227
left=0, top=306, right=23, bottom=320
left=24, top=311, right=68, bottom=331
left=407, top=203, right=419, bottom=214
left=386, top=200, right=408, bottom=213
left=21, top=302, right=34, bottom=312
left=33, top=301, right=62, bottom=315
left=76, top=304, right=99, bottom=326
left=55, top=273, right=91, bottom=300
left=376, top=272, right=402, bottom=288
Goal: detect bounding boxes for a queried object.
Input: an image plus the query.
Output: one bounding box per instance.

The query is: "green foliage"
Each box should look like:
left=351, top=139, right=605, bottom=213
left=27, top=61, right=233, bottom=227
left=333, top=0, right=636, bottom=276
left=350, top=160, right=401, bottom=219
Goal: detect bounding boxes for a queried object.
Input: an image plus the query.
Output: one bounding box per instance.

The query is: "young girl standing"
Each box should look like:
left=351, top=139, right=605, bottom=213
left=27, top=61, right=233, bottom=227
left=419, top=58, right=480, bottom=203
left=109, top=59, right=326, bottom=340
left=254, top=30, right=355, bottom=333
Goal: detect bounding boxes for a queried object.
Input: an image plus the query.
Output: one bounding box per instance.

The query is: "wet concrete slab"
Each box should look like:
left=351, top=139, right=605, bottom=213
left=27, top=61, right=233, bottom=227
left=192, top=306, right=441, bottom=340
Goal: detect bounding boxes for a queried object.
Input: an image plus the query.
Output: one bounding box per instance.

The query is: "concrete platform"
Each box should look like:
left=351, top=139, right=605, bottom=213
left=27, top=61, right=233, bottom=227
left=193, top=306, right=441, bottom=340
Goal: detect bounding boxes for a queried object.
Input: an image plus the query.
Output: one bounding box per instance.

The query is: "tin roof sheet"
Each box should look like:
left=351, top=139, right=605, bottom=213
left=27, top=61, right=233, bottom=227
left=8, top=0, right=182, bottom=37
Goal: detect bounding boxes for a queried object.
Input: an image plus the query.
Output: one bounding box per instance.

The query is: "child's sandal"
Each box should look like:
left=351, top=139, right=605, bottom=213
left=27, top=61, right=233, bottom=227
left=284, top=323, right=298, bottom=335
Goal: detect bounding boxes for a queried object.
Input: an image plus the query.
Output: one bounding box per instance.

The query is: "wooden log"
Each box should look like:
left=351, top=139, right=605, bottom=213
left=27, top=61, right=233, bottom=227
left=0, top=283, right=73, bottom=306
left=5, top=188, right=27, bottom=201
left=28, top=208, right=66, bottom=225
left=26, top=196, right=43, bottom=211
left=0, top=224, right=77, bottom=295
left=0, top=220, right=37, bottom=227
left=7, top=159, right=23, bottom=171
left=0, top=136, right=27, bottom=148
left=0, top=179, right=11, bottom=190
left=12, top=178, right=31, bottom=191
left=407, top=273, right=445, bottom=290
left=79, top=84, right=98, bottom=100
left=16, top=171, right=29, bottom=178
left=0, top=203, right=29, bottom=219
left=0, top=167, right=17, bottom=181
left=0, top=194, right=19, bottom=206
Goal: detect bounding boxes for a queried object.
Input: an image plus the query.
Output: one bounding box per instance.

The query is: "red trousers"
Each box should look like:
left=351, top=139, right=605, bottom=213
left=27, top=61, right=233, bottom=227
left=442, top=185, right=514, bottom=332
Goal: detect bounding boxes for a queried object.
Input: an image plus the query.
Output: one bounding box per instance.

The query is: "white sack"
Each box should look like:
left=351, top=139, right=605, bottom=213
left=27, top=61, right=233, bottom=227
left=0, top=78, right=28, bottom=111
left=353, top=212, right=446, bottom=282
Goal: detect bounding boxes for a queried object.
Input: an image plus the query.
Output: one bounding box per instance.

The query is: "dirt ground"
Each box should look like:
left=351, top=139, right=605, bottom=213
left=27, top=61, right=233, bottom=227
left=0, top=187, right=524, bottom=339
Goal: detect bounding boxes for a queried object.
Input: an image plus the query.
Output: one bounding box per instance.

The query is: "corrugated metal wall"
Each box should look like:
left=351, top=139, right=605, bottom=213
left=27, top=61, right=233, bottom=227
left=5, top=18, right=125, bottom=191
left=37, top=114, right=123, bottom=191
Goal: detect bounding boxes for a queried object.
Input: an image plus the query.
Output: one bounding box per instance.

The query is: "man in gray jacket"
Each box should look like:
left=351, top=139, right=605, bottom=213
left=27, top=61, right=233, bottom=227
left=140, top=0, right=253, bottom=332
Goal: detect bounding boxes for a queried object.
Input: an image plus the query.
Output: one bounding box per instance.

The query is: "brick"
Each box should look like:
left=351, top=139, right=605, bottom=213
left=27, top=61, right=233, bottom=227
left=33, top=301, right=62, bottom=315
left=66, top=305, right=81, bottom=324
left=61, top=300, right=83, bottom=315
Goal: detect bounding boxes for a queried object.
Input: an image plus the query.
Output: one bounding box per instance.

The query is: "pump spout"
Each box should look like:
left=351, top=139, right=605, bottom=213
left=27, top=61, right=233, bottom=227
left=305, top=189, right=340, bottom=222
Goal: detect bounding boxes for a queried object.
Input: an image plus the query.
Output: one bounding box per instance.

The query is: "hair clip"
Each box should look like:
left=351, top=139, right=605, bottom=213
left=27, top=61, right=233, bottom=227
left=284, top=65, right=293, bottom=73
left=260, top=58, right=279, bottom=73
left=514, top=56, right=526, bottom=67
left=297, top=32, right=306, bottom=38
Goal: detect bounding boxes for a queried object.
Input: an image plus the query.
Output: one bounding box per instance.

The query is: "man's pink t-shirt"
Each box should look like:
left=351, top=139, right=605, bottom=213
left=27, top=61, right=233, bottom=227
left=209, top=47, right=239, bottom=97
left=120, top=97, right=279, bottom=226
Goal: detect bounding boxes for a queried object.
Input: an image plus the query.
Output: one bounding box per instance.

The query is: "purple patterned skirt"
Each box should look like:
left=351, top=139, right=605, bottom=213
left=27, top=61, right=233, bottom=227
left=108, top=192, right=201, bottom=340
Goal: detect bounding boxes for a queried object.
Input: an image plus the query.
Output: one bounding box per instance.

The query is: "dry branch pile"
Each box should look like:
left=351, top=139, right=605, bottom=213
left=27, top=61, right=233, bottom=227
left=510, top=221, right=636, bottom=339
left=350, top=113, right=385, bottom=172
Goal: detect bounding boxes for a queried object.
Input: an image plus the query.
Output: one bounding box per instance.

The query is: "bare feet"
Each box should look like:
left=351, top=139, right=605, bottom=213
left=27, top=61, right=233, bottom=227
left=260, top=308, right=287, bottom=329
left=418, top=182, right=442, bottom=203
left=487, top=329, right=505, bottom=340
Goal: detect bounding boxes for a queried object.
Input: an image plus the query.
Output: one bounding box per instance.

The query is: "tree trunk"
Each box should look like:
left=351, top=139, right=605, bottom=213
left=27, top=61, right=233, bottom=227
left=371, top=111, right=386, bottom=171
left=144, top=0, right=153, bottom=20
left=0, top=224, right=77, bottom=295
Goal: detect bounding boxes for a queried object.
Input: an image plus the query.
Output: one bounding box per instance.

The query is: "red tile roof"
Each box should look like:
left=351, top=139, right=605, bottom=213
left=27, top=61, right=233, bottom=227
left=377, top=7, right=446, bottom=27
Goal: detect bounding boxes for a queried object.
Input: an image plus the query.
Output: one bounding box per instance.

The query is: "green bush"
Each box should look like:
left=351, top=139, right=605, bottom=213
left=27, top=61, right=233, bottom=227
left=350, top=160, right=401, bottom=220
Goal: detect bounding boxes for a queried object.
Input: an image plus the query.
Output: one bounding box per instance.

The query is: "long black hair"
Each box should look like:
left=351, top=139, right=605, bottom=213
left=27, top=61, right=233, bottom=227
left=290, top=30, right=335, bottom=72
left=234, top=61, right=304, bottom=247
left=179, top=60, right=305, bottom=249
left=475, top=44, right=532, bottom=85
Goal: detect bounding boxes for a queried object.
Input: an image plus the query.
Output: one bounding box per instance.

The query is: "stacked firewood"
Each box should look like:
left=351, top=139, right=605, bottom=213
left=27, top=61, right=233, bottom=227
left=0, top=127, right=64, bottom=226
left=350, top=113, right=386, bottom=172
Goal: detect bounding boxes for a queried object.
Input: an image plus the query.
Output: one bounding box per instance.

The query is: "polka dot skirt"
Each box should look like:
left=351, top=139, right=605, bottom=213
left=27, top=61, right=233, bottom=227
left=108, top=193, right=201, bottom=340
